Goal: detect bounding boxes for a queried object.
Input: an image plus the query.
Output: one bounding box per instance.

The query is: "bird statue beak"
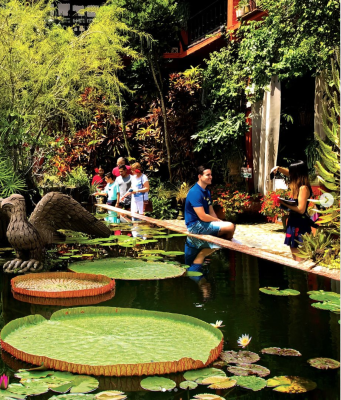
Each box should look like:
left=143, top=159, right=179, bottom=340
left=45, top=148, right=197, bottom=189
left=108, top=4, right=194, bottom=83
left=1, top=198, right=14, bottom=209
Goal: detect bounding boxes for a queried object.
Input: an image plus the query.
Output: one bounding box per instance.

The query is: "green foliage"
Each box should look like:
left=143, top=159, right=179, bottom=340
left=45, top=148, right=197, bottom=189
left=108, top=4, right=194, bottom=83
left=145, top=178, right=177, bottom=220
left=0, top=156, right=26, bottom=197
left=314, top=51, right=340, bottom=235
left=0, top=0, right=140, bottom=180
left=297, top=231, right=335, bottom=264
left=237, top=0, right=339, bottom=93
left=65, top=167, right=90, bottom=189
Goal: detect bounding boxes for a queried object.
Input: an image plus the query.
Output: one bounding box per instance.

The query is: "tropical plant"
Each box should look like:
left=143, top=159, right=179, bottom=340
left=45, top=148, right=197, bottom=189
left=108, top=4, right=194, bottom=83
left=313, top=51, right=340, bottom=235
left=173, top=182, right=191, bottom=203
left=214, top=189, right=253, bottom=218
left=65, top=167, right=90, bottom=189
left=297, top=231, right=334, bottom=264
left=0, top=156, right=26, bottom=197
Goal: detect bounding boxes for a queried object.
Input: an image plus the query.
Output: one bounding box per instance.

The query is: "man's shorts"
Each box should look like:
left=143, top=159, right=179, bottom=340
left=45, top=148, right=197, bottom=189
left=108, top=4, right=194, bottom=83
left=187, top=220, right=222, bottom=236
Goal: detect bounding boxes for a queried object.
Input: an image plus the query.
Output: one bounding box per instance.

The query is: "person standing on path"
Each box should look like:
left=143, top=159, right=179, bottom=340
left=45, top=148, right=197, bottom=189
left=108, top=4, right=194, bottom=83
left=116, top=165, right=132, bottom=210
left=271, top=160, right=314, bottom=261
left=122, top=162, right=149, bottom=220
left=91, top=166, right=106, bottom=191
left=95, top=172, right=120, bottom=223
left=185, top=166, right=235, bottom=239
left=112, top=157, right=131, bottom=178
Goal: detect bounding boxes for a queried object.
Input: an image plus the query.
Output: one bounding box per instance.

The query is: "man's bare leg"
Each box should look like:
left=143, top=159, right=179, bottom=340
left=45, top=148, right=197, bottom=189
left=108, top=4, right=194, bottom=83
left=218, top=221, right=235, bottom=239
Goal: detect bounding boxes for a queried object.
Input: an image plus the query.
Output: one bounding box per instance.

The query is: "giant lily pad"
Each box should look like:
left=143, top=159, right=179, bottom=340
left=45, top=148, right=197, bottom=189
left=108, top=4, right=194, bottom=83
left=259, top=287, right=300, bottom=296
left=1, top=307, right=223, bottom=376
left=220, top=350, right=260, bottom=364
left=140, top=377, right=176, bottom=391
left=183, top=368, right=226, bottom=384
left=267, top=376, right=317, bottom=393
left=11, top=272, right=115, bottom=298
left=307, top=358, right=340, bottom=370
left=261, top=347, right=301, bottom=357
left=69, top=258, right=186, bottom=280
left=230, top=376, right=267, bottom=391
left=227, top=364, right=270, bottom=377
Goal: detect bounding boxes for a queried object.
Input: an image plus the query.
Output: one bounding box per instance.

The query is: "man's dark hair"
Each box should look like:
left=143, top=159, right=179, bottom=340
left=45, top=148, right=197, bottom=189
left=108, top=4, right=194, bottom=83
left=105, top=172, right=115, bottom=180
left=197, top=166, right=209, bottom=176
left=119, top=165, right=127, bottom=171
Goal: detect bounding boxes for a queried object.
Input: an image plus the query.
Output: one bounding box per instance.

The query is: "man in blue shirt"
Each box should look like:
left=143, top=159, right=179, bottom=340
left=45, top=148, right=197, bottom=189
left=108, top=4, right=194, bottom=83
left=185, top=166, right=235, bottom=239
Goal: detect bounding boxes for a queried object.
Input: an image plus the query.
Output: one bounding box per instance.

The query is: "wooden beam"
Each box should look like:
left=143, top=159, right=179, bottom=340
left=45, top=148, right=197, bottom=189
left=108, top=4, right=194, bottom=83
left=96, top=204, right=340, bottom=281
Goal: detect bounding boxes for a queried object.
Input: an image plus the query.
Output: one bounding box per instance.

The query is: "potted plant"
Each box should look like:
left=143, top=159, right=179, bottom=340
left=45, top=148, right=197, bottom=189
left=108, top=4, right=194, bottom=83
left=173, top=182, right=191, bottom=220
left=236, top=0, right=250, bottom=18
left=213, top=188, right=253, bottom=224
left=260, top=189, right=290, bottom=229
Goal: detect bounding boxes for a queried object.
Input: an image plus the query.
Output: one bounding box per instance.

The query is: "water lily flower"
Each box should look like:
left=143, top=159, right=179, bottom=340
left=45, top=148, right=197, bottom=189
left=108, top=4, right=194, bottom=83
left=0, top=374, right=9, bottom=390
left=211, top=320, right=225, bottom=328
left=237, top=334, right=252, bottom=348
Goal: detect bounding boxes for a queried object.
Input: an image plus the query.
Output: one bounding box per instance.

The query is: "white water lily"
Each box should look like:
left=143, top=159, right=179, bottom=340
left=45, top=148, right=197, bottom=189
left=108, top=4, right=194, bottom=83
left=237, top=334, right=252, bottom=348
left=210, top=320, right=225, bottom=328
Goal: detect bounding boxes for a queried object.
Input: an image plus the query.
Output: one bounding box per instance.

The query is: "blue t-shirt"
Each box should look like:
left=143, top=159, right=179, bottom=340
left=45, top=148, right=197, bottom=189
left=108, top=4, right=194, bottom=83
left=185, top=183, right=212, bottom=227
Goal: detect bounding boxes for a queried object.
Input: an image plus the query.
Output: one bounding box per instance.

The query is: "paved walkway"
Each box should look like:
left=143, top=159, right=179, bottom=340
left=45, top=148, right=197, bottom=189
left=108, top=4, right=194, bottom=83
left=97, top=204, right=340, bottom=280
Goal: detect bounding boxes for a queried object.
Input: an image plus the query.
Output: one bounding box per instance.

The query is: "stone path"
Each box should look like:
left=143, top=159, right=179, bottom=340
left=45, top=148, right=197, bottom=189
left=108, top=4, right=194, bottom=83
left=97, top=204, right=340, bottom=280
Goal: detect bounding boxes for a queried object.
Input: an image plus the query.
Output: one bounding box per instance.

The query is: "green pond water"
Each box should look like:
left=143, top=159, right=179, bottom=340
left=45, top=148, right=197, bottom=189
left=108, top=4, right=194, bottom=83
left=0, top=222, right=340, bottom=400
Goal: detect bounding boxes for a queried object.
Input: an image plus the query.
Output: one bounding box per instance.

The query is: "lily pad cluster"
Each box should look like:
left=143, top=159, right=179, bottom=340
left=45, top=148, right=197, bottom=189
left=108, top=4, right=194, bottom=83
left=259, top=287, right=300, bottom=296
left=307, top=290, right=340, bottom=313
left=50, top=391, right=127, bottom=400
left=0, top=370, right=99, bottom=399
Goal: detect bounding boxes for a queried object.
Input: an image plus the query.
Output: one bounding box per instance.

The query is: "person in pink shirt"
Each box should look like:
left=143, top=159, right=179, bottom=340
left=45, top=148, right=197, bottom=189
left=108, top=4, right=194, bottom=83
left=112, top=157, right=131, bottom=177
left=91, top=166, right=106, bottom=191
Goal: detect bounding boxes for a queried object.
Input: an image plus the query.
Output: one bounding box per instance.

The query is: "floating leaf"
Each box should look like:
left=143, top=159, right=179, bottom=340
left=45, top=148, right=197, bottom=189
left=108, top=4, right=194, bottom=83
left=140, top=377, right=176, bottom=391
left=312, top=302, right=340, bottom=313
left=15, top=370, right=54, bottom=379
left=140, top=256, right=164, bottom=261
left=141, top=250, right=165, bottom=254
left=50, top=395, right=94, bottom=400
left=0, top=390, right=26, bottom=400
left=2, top=307, right=222, bottom=376
left=308, top=290, right=340, bottom=313
left=212, top=361, right=226, bottom=368
left=267, top=376, right=317, bottom=393
left=95, top=391, right=127, bottom=399
left=69, top=375, right=99, bottom=393
left=192, top=395, right=224, bottom=400
left=186, top=271, right=203, bottom=277
left=231, top=375, right=267, bottom=391
left=179, top=381, right=197, bottom=390
left=227, top=364, right=270, bottom=377
left=220, top=350, right=260, bottom=364
left=259, top=287, right=300, bottom=296
left=183, top=368, right=226, bottom=384
left=162, top=251, right=185, bottom=256
left=6, top=382, right=49, bottom=397
left=261, top=347, right=301, bottom=356
left=307, top=358, right=340, bottom=370
left=201, top=376, right=237, bottom=389
left=69, top=258, right=186, bottom=280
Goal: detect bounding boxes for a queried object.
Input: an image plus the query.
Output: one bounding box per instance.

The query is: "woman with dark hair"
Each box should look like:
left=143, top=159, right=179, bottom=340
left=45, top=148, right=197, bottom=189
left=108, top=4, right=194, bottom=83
left=94, top=172, right=120, bottom=222
left=91, top=166, right=106, bottom=191
left=271, top=160, right=313, bottom=260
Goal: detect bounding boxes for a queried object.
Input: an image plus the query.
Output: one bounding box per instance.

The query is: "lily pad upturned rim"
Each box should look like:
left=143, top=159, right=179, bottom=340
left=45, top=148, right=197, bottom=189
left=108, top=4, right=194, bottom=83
left=11, top=272, right=115, bottom=298
left=12, top=290, right=115, bottom=307
left=1, top=307, right=223, bottom=377
left=69, top=257, right=186, bottom=280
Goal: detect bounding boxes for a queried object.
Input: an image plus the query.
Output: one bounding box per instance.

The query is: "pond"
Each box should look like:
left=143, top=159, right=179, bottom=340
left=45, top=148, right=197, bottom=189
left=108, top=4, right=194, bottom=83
left=0, top=221, right=340, bottom=400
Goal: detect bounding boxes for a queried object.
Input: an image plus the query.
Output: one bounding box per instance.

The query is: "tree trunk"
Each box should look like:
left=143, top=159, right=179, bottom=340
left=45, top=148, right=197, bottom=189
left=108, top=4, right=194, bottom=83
left=147, top=53, right=172, bottom=182
left=118, top=91, right=131, bottom=158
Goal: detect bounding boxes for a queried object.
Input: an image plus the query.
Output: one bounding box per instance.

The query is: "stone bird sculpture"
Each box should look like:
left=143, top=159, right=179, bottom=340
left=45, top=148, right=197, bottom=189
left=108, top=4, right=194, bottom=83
left=0, top=192, right=111, bottom=273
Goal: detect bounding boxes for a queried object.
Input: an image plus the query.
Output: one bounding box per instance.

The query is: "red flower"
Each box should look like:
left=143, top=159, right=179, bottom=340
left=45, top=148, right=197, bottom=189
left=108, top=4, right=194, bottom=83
left=294, top=228, right=300, bottom=237
left=94, top=168, right=99, bottom=173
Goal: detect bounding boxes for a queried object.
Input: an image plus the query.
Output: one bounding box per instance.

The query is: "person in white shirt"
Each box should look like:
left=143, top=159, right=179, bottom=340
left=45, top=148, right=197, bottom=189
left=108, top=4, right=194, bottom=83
left=122, top=162, right=149, bottom=219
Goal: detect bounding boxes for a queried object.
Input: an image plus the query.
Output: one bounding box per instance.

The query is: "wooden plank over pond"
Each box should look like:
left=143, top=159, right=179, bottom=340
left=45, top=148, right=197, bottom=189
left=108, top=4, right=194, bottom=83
left=96, top=204, right=340, bottom=281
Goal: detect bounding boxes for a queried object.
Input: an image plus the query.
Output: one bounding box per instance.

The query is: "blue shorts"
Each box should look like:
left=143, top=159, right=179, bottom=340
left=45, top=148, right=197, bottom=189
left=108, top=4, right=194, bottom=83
left=187, top=220, right=222, bottom=236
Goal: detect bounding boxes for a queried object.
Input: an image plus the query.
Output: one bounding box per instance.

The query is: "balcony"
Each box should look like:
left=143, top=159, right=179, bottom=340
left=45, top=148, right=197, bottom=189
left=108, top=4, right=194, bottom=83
left=187, top=0, right=227, bottom=47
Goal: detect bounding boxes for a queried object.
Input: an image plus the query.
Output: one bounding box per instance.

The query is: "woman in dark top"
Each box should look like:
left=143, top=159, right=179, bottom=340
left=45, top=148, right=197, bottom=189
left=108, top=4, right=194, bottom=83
left=271, top=160, right=313, bottom=261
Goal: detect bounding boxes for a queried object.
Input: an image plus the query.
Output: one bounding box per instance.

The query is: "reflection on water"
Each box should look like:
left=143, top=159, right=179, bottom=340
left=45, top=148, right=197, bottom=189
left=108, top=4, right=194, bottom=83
left=0, top=228, right=340, bottom=399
